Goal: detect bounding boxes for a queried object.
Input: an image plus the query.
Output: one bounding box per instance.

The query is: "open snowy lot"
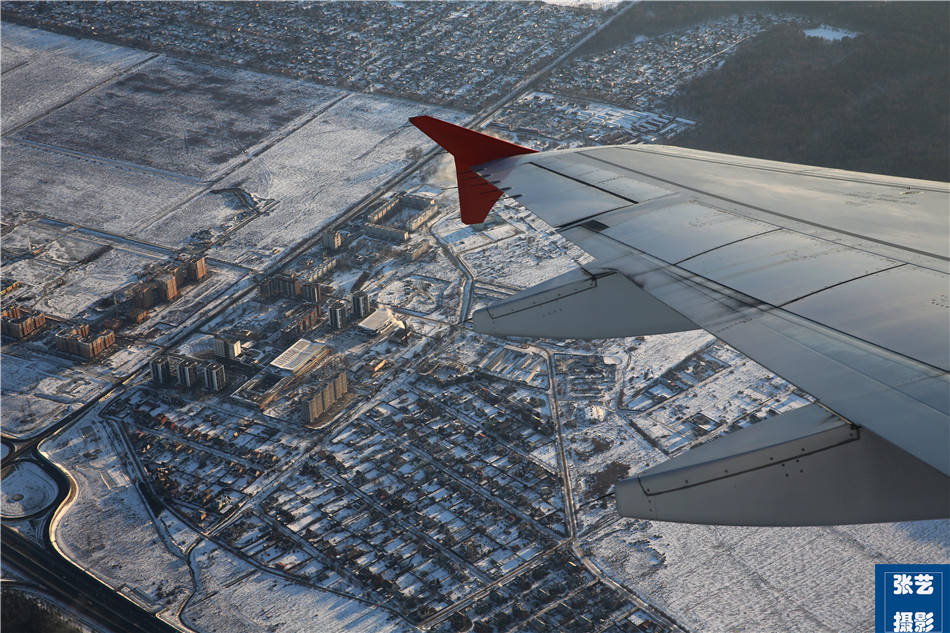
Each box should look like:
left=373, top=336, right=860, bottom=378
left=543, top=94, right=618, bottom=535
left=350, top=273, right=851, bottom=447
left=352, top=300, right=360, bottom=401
left=143, top=94, right=464, bottom=268
left=13, top=53, right=341, bottom=180
left=461, top=230, right=583, bottom=290
left=183, top=542, right=412, bottom=633
left=1, top=138, right=201, bottom=237
left=587, top=519, right=949, bottom=633
left=0, top=23, right=153, bottom=134
left=432, top=211, right=522, bottom=254
left=1, top=352, right=111, bottom=439
left=31, top=246, right=156, bottom=320
left=42, top=413, right=196, bottom=627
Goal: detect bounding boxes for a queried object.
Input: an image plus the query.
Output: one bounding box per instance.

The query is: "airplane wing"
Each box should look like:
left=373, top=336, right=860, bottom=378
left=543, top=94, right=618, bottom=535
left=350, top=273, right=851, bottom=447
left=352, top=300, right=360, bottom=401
left=410, top=115, right=950, bottom=526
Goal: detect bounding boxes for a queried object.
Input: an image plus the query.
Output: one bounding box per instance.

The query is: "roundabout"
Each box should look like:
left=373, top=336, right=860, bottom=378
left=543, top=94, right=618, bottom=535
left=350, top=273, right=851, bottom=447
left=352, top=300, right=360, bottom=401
left=1, top=460, right=58, bottom=519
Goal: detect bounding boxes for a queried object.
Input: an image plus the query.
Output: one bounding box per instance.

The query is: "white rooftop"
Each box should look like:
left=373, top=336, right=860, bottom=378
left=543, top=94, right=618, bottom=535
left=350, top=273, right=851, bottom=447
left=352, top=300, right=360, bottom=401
left=358, top=307, right=395, bottom=333
left=270, top=339, right=327, bottom=373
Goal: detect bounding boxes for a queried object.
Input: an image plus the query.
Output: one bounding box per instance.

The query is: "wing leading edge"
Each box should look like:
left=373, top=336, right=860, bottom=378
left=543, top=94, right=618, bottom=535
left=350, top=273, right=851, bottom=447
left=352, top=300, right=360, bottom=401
left=410, top=116, right=950, bottom=526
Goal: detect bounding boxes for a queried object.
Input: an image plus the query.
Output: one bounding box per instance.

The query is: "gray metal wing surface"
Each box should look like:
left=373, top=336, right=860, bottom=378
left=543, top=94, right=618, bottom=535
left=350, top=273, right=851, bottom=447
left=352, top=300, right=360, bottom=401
left=468, top=144, right=950, bottom=525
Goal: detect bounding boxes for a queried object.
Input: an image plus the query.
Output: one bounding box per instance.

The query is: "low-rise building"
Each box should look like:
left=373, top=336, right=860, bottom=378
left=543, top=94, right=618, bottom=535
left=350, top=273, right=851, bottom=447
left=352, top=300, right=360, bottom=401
left=270, top=338, right=330, bottom=377
left=366, top=223, right=408, bottom=243
left=366, top=196, right=400, bottom=224
left=402, top=192, right=439, bottom=231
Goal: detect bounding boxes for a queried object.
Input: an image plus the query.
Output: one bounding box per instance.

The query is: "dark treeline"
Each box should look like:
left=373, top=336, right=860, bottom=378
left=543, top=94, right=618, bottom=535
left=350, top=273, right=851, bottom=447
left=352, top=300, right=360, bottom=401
left=576, top=1, right=759, bottom=55
left=668, top=4, right=949, bottom=181
left=2, top=589, right=85, bottom=633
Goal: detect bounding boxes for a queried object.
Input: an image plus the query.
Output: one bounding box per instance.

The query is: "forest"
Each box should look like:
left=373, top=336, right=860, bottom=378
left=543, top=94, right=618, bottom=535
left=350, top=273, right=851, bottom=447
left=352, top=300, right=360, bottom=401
left=667, top=3, right=949, bottom=181
left=2, top=589, right=85, bottom=633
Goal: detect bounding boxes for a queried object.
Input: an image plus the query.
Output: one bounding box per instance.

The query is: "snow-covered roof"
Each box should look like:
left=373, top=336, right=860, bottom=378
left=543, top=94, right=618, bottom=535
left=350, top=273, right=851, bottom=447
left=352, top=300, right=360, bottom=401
left=358, top=307, right=395, bottom=334
left=270, top=339, right=328, bottom=374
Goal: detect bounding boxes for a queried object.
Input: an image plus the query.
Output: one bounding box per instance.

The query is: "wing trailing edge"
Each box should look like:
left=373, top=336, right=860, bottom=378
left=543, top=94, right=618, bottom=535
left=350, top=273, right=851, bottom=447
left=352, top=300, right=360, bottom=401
left=616, top=404, right=950, bottom=525
left=471, top=268, right=697, bottom=339
left=409, top=115, right=536, bottom=224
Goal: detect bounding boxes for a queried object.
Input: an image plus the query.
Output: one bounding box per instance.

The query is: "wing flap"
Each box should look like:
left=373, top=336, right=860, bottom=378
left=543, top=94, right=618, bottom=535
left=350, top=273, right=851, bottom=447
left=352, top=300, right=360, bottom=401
left=616, top=404, right=950, bottom=525
left=598, top=248, right=950, bottom=475
left=471, top=268, right=696, bottom=339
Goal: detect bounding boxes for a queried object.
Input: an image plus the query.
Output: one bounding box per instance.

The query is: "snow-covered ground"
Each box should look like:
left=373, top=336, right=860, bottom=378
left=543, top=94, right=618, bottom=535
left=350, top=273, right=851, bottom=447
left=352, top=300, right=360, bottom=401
left=16, top=53, right=341, bottom=182
left=461, top=230, right=583, bottom=290
left=1, top=138, right=201, bottom=238
left=803, top=25, right=860, bottom=41
left=27, top=247, right=156, bottom=320
left=141, top=94, right=464, bottom=268
left=182, top=541, right=411, bottom=633
left=1, top=460, right=58, bottom=518
left=0, top=23, right=154, bottom=133
left=588, top=519, right=949, bottom=633
left=1, top=352, right=111, bottom=439
left=41, top=413, right=196, bottom=626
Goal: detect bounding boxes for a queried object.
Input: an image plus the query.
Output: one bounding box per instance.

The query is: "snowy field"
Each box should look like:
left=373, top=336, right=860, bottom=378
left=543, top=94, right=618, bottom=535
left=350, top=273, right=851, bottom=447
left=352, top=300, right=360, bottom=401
left=139, top=94, right=464, bottom=267
left=0, top=460, right=58, bottom=518
left=621, top=331, right=715, bottom=395
left=1, top=352, right=111, bottom=439
left=30, top=247, right=156, bottom=320
left=182, top=542, right=412, bottom=633
left=0, top=23, right=153, bottom=134
left=432, top=210, right=522, bottom=254
left=14, top=52, right=341, bottom=180
left=588, top=519, right=949, bottom=633
left=461, top=230, right=583, bottom=289
left=2, top=23, right=465, bottom=274
left=42, top=413, right=196, bottom=626
left=1, top=138, right=201, bottom=237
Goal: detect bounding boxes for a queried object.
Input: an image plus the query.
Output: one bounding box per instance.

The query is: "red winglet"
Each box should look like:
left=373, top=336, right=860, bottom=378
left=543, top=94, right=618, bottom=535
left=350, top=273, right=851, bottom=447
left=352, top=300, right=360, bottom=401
left=410, top=116, right=536, bottom=224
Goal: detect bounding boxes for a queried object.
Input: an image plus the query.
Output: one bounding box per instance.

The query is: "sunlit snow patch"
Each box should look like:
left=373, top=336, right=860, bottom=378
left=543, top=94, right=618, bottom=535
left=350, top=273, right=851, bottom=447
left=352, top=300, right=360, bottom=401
left=803, top=25, right=859, bottom=40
